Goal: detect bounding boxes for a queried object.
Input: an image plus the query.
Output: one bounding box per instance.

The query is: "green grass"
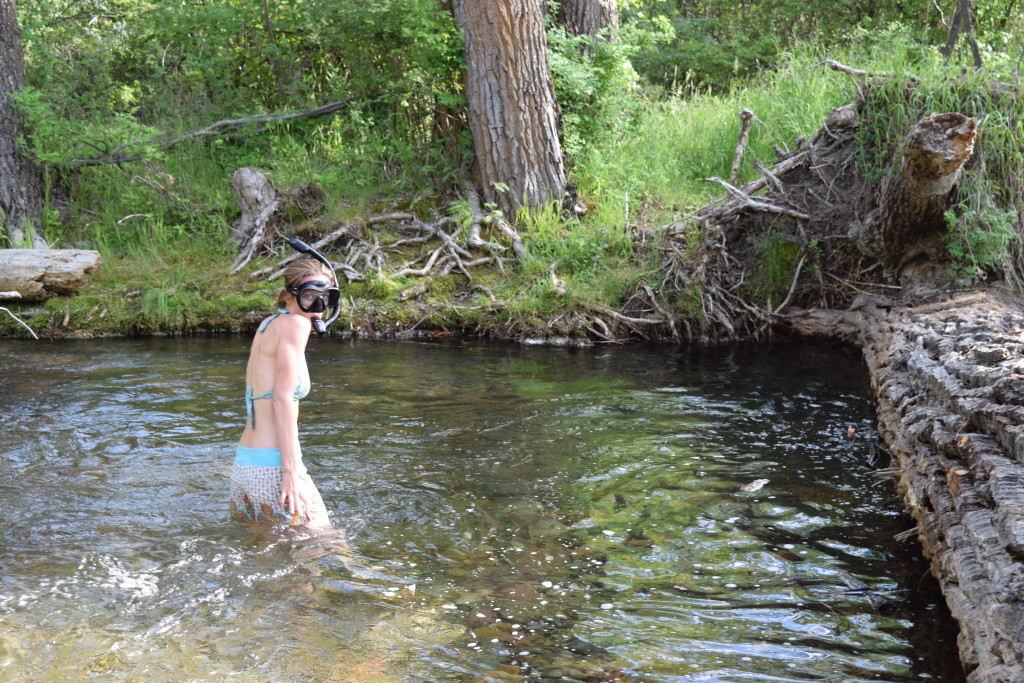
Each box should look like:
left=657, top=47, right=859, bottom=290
left=574, top=46, right=852, bottom=213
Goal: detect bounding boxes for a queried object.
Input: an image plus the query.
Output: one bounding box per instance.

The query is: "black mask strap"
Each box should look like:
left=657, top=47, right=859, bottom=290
left=287, top=239, right=340, bottom=334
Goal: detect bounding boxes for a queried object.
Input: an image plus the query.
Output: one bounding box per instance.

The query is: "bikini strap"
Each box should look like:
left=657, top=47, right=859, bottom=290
left=249, top=308, right=290, bottom=427
left=257, top=308, right=290, bottom=333
left=245, top=386, right=275, bottom=429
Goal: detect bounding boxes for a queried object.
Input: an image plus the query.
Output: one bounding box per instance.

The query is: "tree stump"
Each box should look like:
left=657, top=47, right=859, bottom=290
left=229, top=167, right=280, bottom=274
left=0, top=249, right=101, bottom=301
left=850, top=113, right=977, bottom=275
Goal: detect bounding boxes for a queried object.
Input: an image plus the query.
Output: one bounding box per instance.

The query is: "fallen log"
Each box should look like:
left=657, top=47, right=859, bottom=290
left=782, top=289, right=1024, bottom=683
left=0, top=249, right=102, bottom=301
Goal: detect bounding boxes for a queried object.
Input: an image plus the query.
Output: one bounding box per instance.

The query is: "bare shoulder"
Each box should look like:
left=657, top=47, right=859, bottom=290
left=275, top=312, right=313, bottom=345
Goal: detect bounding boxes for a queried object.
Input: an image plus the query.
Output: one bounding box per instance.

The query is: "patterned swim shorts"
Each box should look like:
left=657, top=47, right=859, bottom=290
left=229, top=447, right=308, bottom=527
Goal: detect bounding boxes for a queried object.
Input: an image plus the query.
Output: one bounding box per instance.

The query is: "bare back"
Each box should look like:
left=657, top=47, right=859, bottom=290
left=239, top=312, right=311, bottom=449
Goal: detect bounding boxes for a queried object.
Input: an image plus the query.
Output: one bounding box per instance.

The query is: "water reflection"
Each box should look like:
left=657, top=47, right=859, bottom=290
left=0, top=339, right=962, bottom=681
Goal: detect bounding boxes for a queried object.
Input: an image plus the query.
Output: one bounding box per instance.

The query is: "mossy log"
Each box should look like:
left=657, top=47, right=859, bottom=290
left=784, top=290, right=1024, bottom=682
left=0, top=249, right=101, bottom=301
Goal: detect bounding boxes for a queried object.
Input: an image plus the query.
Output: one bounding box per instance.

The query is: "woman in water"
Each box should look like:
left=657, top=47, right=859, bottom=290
left=229, top=258, right=337, bottom=528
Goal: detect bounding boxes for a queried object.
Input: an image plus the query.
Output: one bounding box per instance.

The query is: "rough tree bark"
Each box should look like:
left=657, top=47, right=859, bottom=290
left=556, top=0, right=619, bottom=40
left=451, top=0, right=566, bottom=217
left=0, top=0, right=47, bottom=248
left=850, top=112, right=977, bottom=276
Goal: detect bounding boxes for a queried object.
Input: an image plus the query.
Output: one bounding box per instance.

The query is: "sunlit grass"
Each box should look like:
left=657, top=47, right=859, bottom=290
left=575, top=45, right=852, bottom=213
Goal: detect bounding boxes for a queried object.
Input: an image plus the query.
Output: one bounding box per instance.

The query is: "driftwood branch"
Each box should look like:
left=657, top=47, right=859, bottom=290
left=0, top=305, right=38, bottom=339
left=582, top=302, right=663, bottom=326
left=703, top=177, right=812, bottom=221
left=0, top=249, right=102, bottom=301
left=252, top=213, right=416, bottom=280
left=0, top=292, right=38, bottom=339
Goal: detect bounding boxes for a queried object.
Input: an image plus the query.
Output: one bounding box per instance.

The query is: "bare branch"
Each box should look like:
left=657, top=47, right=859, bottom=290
left=1, top=304, right=39, bottom=339
left=67, top=97, right=362, bottom=167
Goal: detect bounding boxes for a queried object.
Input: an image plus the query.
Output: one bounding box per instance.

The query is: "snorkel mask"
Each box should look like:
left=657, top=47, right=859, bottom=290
left=286, top=238, right=340, bottom=335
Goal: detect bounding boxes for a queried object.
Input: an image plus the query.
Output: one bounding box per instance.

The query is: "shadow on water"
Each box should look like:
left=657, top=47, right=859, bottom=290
left=0, top=338, right=964, bottom=681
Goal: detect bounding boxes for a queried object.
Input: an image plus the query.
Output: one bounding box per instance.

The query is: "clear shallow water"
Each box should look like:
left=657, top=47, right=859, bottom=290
left=0, top=338, right=962, bottom=681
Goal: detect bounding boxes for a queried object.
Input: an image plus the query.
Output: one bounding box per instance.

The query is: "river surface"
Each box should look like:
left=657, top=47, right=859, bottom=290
left=0, top=338, right=963, bottom=681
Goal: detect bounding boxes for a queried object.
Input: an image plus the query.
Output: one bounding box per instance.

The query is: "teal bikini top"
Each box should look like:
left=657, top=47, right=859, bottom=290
left=245, top=310, right=311, bottom=429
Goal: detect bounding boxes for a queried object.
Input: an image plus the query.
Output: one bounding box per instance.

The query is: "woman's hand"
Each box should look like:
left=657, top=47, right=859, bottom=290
left=280, top=468, right=314, bottom=520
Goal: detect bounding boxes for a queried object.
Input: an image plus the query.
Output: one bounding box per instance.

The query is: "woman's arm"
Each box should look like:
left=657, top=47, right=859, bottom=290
left=272, top=315, right=312, bottom=518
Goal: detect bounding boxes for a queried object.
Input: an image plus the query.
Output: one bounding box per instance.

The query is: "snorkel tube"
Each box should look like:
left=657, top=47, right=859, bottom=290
left=287, top=238, right=340, bottom=335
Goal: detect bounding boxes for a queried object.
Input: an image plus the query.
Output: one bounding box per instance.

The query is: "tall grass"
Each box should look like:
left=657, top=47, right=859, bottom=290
left=575, top=45, right=852, bottom=213
left=573, top=31, right=1022, bottom=291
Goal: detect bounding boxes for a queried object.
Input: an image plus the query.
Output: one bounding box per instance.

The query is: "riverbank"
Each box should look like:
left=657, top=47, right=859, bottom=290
left=0, top=232, right=667, bottom=343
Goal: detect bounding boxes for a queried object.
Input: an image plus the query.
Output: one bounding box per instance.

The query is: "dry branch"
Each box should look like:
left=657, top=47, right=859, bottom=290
left=67, top=97, right=361, bottom=167
left=0, top=305, right=38, bottom=339
left=582, top=302, right=663, bottom=326
left=729, top=109, right=754, bottom=186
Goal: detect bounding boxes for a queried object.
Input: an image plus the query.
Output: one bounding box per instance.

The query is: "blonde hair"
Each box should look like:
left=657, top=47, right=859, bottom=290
left=275, top=258, right=335, bottom=308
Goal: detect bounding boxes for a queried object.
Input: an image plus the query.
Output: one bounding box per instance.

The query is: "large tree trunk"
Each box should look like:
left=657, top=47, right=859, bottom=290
left=849, top=112, right=977, bottom=275
left=0, top=0, right=47, bottom=248
left=556, top=0, right=619, bottom=39
left=451, top=0, right=566, bottom=217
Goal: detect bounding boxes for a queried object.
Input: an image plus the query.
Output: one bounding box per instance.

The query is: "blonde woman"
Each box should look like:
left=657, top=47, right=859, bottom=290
left=230, top=257, right=339, bottom=528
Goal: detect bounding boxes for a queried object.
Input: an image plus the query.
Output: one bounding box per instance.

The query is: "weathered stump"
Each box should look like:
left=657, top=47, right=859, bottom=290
left=229, top=167, right=280, bottom=274
left=850, top=113, right=977, bottom=275
left=785, top=291, right=1024, bottom=682
left=0, top=249, right=102, bottom=301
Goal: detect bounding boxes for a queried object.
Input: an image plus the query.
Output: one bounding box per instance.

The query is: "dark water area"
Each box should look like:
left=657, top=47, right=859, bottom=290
left=0, top=337, right=963, bottom=681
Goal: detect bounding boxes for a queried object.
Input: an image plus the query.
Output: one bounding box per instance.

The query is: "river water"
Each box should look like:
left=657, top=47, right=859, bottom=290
left=0, top=338, right=963, bottom=681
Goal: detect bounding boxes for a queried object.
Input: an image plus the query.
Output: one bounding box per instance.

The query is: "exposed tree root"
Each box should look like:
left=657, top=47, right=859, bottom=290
left=653, top=74, right=901, bottom=340
left=244, top=197, right=512, bottom=288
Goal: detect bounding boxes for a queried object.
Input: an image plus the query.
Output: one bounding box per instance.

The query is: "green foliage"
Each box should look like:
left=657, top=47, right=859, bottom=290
left=847, top=37, right=1024, bottom=284
left=746, top=234, right=803, bottom=305
left=10, top=0, right=1024, bottom=337
left=546, top=24, right=643, bottom=164
left=16, top=0, right=468, bottom=259
left=623, top=0, right=946, bottom=91
left=13, top=87, right=164, bottom=166
left=18, top=0, right=162, bottom=122
left=575, top=45, right=850, bottom=210
left=517, top=203, right=634, bottom=279
left=944, top=179, right=1018, bottom=283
